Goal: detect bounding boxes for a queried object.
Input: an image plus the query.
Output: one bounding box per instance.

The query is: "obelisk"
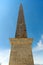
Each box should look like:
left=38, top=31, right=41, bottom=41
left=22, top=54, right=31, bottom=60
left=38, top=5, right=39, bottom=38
left=9, top=4, right=34, bottom=65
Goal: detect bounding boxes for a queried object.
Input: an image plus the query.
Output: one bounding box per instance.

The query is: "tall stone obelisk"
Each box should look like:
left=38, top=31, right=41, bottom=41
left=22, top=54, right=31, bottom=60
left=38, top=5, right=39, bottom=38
left=9, top=4, right=34, bottom=65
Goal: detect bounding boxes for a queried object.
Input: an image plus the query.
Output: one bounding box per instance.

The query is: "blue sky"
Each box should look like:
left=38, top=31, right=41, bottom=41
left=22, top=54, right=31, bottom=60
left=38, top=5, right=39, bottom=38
left=0, top=0, right=43, bottom=65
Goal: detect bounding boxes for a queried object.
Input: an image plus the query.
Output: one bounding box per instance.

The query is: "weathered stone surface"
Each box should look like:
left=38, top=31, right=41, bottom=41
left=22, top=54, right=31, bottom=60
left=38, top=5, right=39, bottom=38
left=9, top=39, right=34, bottom=65
left=15, top=4, right=27, bottom=38
left=9, top=4, right=34, bottom=65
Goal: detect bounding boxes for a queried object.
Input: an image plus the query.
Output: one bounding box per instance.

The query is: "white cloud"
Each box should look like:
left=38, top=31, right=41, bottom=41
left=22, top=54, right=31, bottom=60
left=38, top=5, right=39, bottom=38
left=32, top=34, right=43, bottom=64
left=0, top=49, right=10, bottom=65
left=33, top=54, right=43, bottom=64
left=33, top=34, right=43, bottom=52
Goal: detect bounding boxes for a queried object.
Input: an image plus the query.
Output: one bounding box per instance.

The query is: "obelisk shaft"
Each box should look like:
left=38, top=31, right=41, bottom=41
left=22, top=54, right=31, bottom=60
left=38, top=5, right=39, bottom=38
left=15, top=4, right=27, bottom=38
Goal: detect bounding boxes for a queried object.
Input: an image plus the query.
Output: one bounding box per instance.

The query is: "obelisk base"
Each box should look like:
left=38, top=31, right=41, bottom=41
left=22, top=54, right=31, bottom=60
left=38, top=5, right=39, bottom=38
left=9, top=38, right=34, bottom=65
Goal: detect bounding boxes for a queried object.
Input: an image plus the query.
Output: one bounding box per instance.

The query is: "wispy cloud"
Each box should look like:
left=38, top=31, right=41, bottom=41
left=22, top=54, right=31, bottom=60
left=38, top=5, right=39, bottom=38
left=0, top=49, right=10, bottom=65
left=32, top=34, right=43, bottom=64
left=33, top=34, right=43, bottom=52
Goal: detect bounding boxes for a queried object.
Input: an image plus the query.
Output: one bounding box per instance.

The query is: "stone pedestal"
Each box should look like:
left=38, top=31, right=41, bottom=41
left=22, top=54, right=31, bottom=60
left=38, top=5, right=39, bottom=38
left=9, top=38, right=34, bottom=65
